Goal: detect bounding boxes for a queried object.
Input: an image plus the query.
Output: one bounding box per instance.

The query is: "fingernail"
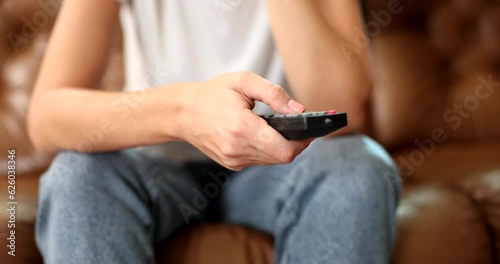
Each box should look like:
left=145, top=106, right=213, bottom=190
left=288, top=100, right=305, bottom=113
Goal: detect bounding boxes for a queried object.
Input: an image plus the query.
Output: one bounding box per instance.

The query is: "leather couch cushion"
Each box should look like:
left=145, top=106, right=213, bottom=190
left=157, top=224, right=273, bottom=264
left=394, top=183, right=494, bottom=264
left=363, top=0, right=500, bottom=148
left=393, top=143, right=500, bottom=262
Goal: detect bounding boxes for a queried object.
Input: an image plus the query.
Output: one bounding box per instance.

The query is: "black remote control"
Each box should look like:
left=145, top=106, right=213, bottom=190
left=261, top=110, right=347, bottom=140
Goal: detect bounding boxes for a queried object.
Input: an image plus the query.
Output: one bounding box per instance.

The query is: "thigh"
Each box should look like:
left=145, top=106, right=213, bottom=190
left=37, top=149, right=207, bottom=248
left=219, top=134, right=401, bottom=234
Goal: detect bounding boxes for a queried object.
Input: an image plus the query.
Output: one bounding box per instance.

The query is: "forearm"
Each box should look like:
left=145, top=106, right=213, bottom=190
left=28, top=84, right=192, bottom=155
left=265, top=0, right=370, bottom=130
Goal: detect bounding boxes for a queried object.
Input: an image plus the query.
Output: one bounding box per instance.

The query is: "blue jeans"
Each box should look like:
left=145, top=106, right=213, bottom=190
left=35, top=134, right=400, bottom=264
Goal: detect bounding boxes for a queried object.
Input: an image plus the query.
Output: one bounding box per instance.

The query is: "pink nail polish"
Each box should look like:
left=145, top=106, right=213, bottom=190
left=288, top=100, right=305, bottom=113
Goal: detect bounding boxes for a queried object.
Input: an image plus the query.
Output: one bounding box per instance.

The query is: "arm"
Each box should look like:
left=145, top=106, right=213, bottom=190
left=28, top=0, right=186, bottom=154
left=28, top=0, right=311, bottom=170
left=265, top=0, right=371, bottom=133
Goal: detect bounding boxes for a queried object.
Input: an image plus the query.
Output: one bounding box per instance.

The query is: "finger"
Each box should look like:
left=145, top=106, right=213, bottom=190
left=255, top=151, right=285, bottom=165
left=231, top=71, right=305, bottom=114
left=244, top=110, right=298, bottom=163
left=289, top=139, right=314, bottom=156
left=248, top=138, right=313, bottom=166
left=196, top=144, right=227, bottom=167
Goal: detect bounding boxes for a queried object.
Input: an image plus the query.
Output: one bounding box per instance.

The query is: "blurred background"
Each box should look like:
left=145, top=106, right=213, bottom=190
left=0, top=0, right=499, bottom=263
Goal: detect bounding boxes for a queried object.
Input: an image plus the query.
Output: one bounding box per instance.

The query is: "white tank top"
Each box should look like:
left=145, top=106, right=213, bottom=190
left=119, top=0, right=288, bottom=113
left=118, top=0, right=287, bottom=162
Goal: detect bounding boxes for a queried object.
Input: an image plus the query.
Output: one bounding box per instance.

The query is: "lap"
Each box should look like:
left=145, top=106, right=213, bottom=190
left=219, top=134, right=401, bottom=233
left=39, top=149, right=210, bottom=243
left=40, top=134, right=400, bottom=241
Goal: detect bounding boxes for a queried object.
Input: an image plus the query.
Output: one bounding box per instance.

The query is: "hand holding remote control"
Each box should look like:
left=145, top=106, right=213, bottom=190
left=261, top=110, right=347, bottom=140
left=182, top=71, right=313, bottom=171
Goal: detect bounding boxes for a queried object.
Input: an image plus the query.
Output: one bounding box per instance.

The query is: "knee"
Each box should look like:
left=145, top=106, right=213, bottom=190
left=344, top=151, right=401, bottom=203
left=300, top=135, right=401, bottom=202
left=39, top=151, right=121, bottom=200
left=355, top=136, right=401, bottom=200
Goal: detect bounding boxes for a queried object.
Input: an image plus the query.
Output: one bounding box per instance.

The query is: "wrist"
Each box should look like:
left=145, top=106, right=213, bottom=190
left=155, top=82, right=198, bottom=142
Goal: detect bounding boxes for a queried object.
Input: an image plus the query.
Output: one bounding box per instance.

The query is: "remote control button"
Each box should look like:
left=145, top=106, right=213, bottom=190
left=262, top=111, right=339, bottom=119
left=311, top=111, right=327, bottom=116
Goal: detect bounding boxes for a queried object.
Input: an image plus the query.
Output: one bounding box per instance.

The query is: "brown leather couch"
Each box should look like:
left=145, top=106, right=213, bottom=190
left=1, top=0, right=499, bottom=263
